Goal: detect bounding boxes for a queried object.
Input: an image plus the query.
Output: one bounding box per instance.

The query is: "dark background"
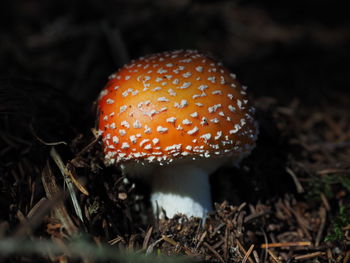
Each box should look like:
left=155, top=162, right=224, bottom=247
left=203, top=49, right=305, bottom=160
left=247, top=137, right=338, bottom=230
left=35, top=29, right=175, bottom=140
left=1, top=0, right=349, bottom=106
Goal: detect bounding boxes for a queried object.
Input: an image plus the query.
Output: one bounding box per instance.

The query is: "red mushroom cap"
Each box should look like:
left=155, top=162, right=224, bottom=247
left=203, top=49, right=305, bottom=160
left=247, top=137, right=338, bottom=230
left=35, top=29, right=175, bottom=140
left=98, top=50, right=258, bottom=165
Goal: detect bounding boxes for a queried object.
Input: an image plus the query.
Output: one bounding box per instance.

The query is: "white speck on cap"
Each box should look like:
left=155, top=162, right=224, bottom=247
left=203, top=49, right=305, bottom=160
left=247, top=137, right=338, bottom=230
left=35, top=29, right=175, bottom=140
left=122, top=88, right=134, bottom=97
left=187, top=126, right=199, bottom=135
left=220, top=76, right=225, bottom=84
left=208, top=104, right=221, bottom=113
left=212, top=90, right=222, bottom=95
left=168, top=89, right=177, bottom=96
left=157, top=126, right=168, bottom=133
left=133, top=120, right=142, bottom=128
left=121, top=121, right=130, bottom=128
left=190, top=112, right=198, bottom=118
left=237, top=99, right=243, bottom=109
left=214, top=131, right=222, bottom=140
left=200, top=117, right=208, bottom=126
left=198, top=85, right=208, bottom=91
left=157, top=97, right=169, bottom=102
left=178, top=82, right=191, bottom=89
left=174, top=100, right=188, bottom=109
left=130, top=135, right=137, bottom=144
left=147, top=156, right=156, bottom=162
left=201, top=133, right=211, bottom=140
left=208, top=76, right=216, bottom=83
left=144, top=109, right=159, bottom=117
left=112, top=136, right=119, bottom=144
left=157, top=68, right=167, bottom=74
left=166, top=117, right=176, bottom=123
left=98, top=90, right=108, bottom=100
left=229, top=124, right=241, bottom=134
left=182, top=72, right=192, bottom=78
left=139, top=139, right=150, bottom=147
left=185, top=145, right=192, bottom=150
left=121, top=142, right=130, bottom=149
left=176, top=125, right=183, bottom=130
left=119, top=129, right=126, bottom=136
left=119, top=105, right=127, bottom=114
left=192, top=93, right=206, bottom=99
left=182, top=119, right=192, bottom=125
left=144, top=144, right=152, bottom=150
left=106, top=98, right=115, bottom=104
left=179, top=58, right=192, bottom=63
left=228, top=105, right=236, bottom=112
left=195, top=66, right=203, bottom=72
left=144, top=125, right=151, bottom=134
left=108, top=73, right=116, bottom=79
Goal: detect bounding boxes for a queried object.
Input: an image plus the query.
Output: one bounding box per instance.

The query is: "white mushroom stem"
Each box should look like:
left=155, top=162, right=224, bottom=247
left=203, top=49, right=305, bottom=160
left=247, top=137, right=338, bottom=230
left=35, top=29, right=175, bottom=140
left=121, top=157, right=231, bottom=219
left=151, top=164, right=212, bottom=219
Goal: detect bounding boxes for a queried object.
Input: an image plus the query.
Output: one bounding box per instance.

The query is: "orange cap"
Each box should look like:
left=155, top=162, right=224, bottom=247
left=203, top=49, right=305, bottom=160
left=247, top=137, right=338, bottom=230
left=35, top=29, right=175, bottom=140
left=98, top=50, right=258, bottom=165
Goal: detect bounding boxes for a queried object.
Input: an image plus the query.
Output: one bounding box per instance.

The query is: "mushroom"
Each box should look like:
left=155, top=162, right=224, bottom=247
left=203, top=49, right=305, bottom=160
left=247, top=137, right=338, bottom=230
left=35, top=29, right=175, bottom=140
left=97, top=50, right=258, bottom=219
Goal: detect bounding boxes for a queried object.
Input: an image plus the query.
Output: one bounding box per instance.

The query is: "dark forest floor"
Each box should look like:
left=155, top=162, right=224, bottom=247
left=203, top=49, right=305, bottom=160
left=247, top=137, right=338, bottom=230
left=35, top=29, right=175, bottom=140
left=0, top=1, right=349, bottom=262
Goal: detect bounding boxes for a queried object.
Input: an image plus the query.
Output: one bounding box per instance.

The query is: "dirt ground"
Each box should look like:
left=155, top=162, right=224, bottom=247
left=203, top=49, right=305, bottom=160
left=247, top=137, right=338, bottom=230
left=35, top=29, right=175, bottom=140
left=0, top=1, right=349, bottom=262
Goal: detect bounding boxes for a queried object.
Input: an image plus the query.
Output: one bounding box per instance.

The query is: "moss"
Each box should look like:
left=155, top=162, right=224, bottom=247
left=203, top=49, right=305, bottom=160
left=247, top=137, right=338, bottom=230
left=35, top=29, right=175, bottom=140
left=325, top=204, right=350, bottom=242
left=306, top=173, right=350, bottom=200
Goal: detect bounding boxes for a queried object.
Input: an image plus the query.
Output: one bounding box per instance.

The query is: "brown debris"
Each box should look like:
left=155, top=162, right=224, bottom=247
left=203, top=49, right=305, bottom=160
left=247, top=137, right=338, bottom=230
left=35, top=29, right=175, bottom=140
left=41, top=163, right=79, bottom=237
left=294, top=251, right=326, bottom=261
left=260, top=241, right=311, bottom=249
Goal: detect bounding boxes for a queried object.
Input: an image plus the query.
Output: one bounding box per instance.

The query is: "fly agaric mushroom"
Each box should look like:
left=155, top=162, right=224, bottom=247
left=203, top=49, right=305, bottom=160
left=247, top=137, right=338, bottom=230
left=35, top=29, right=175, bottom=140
left=97, top=50, right=258, bottom=219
